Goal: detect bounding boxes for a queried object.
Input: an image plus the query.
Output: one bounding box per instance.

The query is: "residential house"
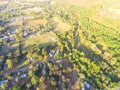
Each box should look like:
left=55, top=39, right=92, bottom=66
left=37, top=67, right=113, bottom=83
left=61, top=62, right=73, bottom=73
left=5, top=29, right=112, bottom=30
left=49, top=52, right=53, bottom=57
left=20, top=73, right=27, bottom=79
left=0, top=79, right=8, bottom=85
left=83, top=81, right=91, bottom=90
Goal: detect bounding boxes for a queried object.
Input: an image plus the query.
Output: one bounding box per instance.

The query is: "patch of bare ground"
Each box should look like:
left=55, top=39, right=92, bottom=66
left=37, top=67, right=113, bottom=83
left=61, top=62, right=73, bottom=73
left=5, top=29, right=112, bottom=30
left=55, top=0, right=104, bottom=8
left=97, top=8, right=120, bottom=19
left=24, top=19, right=47, bottom=26
left=5, top=21, right=23, bottom=27
left=52, top=17, right=71, bottom=32
left=91, top=8, right=120, bottom=31
left=4, top=21, right=23, bottom=31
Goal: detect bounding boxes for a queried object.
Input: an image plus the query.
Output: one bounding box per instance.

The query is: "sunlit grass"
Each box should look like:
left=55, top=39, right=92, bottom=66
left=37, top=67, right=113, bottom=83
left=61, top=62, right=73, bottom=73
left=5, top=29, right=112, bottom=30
left=24, top=32, right=57, bottom=47
left=52, top=17, right=71, bottom=32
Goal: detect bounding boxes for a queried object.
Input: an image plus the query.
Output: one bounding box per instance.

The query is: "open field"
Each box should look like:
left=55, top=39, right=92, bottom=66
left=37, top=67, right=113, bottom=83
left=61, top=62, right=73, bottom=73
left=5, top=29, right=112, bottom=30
left=25, top=19, right=47, bottom=27
left=55, top=0, right=120, bottom=32
left=52, top=17, right=71, bottom=32
left=24, top=32, right=57, bottom=47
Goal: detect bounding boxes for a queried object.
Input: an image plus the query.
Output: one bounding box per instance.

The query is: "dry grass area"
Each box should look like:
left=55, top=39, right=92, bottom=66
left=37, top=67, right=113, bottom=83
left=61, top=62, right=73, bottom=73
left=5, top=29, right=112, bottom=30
left=91, top=7, right=120, bottom=30
left=0, top=1, right=8, bottom=6
left=25, top=19, right=47, bottom=27
left=24, top=17, right=71, bottom=48
left=55, top=0, right=104, bottom=8
left=24, top=32, right=57, bottom=47
left=52, top=17, right=71, bottom=32
left=55, top=0, right=120, bottom=31
left=4, top=21, right=23, bottom=30
left=103, top=0, right=120, bottom=8
left=66, top=0, right=102, bottom=7
left=6, top=21, right=22, bottom=26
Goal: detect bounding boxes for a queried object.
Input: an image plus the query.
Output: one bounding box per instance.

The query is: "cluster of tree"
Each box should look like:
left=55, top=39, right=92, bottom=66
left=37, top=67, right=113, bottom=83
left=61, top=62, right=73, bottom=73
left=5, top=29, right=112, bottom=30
left=55, top=23, right=120, bottom=89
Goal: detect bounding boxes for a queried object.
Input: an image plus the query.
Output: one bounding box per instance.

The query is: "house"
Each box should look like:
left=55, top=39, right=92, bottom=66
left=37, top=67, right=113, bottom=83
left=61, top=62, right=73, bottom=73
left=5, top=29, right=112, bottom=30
left=9, top=37, right=14, bottom=41
left=20, top=73, right=27, bottom=79
left=0, top=79, right=8, bottom=85
left=41, top=27, right=45, bottom=31
left=10, top=30, right=15, bottom=34
left=0, top=34, right=4, bottom=37
left=51, top=37, right=56, bottom=42
left=3, top=63, right=7, bottom=70
left=29, top=34, right=34, bottom=38
left=82, top=81, right=91, bottom=90
left=56, top=49, right=60, bottom=54
left=49, top=52, right=53, bottom=57
left=2, top=36, right=7, bottom=40
left=28, top=58, right=34, bottom=62
left=42, top=67, right=46, bottom=75
left=50, top=30, right=53, bottom=33
left=15, top=76, right=19, bottom=82
left=12, top=75, right=19, bottom=85
left=40, top=62, right=46, bottom=75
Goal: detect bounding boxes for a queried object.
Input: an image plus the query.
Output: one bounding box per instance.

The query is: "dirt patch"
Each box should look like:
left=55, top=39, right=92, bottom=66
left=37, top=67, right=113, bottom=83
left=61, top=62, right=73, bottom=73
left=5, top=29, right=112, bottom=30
left=108, top=8, right=120, bottom=15
left=52, top=17, right=71, bottom=32
left=6, top=21, right=22, bottom=26
left=55, top=0, right=103, bottom=8
left=4, top=21, right=22, bottom=31
left=24, top=32, right=57, bottom=47
left=97, top=8, right=120, bottom=19
left=25, top=19, right=47, bottom=26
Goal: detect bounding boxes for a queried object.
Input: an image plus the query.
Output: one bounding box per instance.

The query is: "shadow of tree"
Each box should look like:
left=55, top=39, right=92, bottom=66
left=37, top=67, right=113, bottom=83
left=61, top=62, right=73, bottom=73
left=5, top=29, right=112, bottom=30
left=78, top=44, right=120, bottom=88
left=55, top=28, right=120, bottom=89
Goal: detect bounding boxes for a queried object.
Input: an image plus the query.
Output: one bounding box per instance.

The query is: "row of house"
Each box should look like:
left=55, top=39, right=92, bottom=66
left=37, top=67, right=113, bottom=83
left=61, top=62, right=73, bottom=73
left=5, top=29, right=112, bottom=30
left=0, top=59, right=51, bottom=86
left=12, top=72, right=27, bottom=85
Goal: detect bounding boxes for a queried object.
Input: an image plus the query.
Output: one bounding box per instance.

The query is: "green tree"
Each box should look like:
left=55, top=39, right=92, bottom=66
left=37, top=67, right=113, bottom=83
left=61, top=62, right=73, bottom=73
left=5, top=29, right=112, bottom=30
left=10, top=85, right=21, bottom=90
left=31, top=75, right=38, bottom=85
left=6, top=59, right=13, bottom=70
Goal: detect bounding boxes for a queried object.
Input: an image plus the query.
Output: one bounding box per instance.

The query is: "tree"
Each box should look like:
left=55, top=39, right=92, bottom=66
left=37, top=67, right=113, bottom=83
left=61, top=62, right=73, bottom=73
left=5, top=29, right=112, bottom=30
left=31, top=75, right=38, bottom=85
left=10, top=85, right=21, bottom=90
left=41, top=49, right=47, bottom=56
left=0, top=84, right=7, bottom=90
left=0, top=27, right=4, bottom=31
left=38, top=55, right=43, bottom=60
left=41, top=49, right=48, bottom=61
left=27, top=53, right=33, bottom=59
left=55, top=24, right=120, bottom=89
left=6, top=59, right=13, bottom=70
left=7, top=52, right=13, bottom=58
left=36, top=76, right=46, bottom=90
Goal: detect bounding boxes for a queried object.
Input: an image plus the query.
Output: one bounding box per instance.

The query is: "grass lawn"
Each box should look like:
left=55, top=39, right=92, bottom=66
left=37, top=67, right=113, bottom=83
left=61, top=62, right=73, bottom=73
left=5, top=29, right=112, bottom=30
left=24, top=19, right=47, bottom=27
left=24, top=32, right=57, bottom=48
left=52, top=17, right=71, bottom=32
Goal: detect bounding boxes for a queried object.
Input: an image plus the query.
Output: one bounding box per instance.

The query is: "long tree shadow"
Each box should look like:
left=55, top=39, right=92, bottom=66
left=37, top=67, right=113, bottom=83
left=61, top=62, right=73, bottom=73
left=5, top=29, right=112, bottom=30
left=78, top=44, right=120, bottom=87
left=79, top=44, right=114, bottom=69
left=55, top=26, right=120, bottom=88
